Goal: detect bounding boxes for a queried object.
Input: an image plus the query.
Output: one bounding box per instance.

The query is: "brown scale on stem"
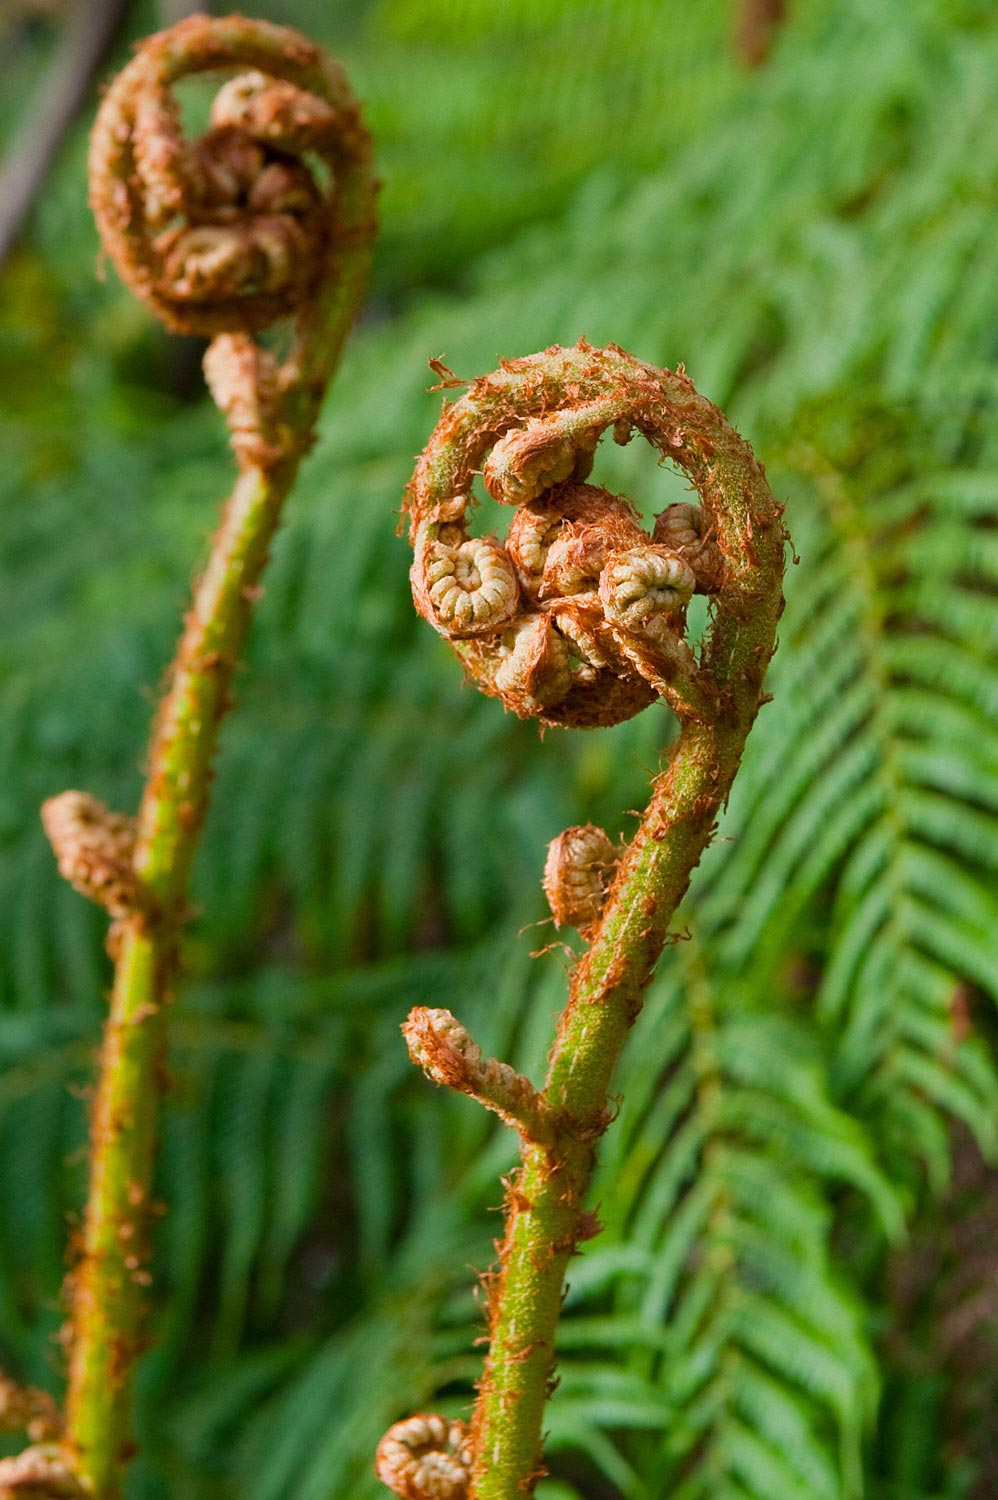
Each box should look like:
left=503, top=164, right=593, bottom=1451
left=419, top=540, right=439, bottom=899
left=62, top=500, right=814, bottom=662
left=389, top=342, right=787, bottom=1500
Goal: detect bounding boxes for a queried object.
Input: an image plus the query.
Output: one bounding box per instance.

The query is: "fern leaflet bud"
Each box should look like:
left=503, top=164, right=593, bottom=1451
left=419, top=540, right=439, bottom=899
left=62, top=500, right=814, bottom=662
left=375, top=1414, right=471, bottom=1500
left=41, top=792, right=149, bottom=921
left=542, top=824, right=620, bottom=932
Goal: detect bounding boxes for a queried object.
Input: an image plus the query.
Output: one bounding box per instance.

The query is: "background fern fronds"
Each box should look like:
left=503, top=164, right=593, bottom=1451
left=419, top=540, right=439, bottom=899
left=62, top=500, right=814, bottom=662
left=3, top=0, right=998, bottom=1495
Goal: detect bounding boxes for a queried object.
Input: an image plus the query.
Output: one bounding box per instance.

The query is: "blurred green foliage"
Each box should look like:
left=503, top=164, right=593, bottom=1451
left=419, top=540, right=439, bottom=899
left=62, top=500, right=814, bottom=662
left=3, top=0, right=998, bottom=1497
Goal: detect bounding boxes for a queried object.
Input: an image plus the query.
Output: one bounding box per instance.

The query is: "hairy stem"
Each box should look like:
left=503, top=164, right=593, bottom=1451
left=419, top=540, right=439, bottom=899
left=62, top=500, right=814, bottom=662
left=472, top=721, right=757, bottom=1495
left=475, top=536, right=782, bottom=1494
left=65, top=463, right=292, bottom=1488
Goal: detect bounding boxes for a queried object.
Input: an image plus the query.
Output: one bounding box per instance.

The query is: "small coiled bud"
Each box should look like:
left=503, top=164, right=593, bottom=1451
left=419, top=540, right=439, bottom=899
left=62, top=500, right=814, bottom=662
left=414, top=531, right=520, bottom=638
left=599, top=547, right=695, bottom=634
left=653, top=503, right=723, bottom=592
left=548, top=598, right=613, bottom=680
left=542, top=824, right=619, bottom=932
left=41, top=792, right=147, bottom=920
left=210, top=70, right=341, bottom=153
left=0, top=1446, right=84, bottom=1499
left=203, top=335, right=290, bottom=470
left=403, top=1008, right=550, bottom=1141
left=405, top=1009, right=509, bottom=1095
left=155, top=213, right=313, bottom=306
left=598, top=548, right=702, bottom=705
left=492, top=615, right=573, bottom=716
left=483, top=418, right=596, bottom=505
left=375, top=1414, right=471, bottom=1500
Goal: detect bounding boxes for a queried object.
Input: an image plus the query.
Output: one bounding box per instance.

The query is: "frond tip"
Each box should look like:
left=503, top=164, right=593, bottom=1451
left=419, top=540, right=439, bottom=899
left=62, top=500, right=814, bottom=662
left=40, top=791, right=149, bottom=920
left=542, top=823, right=620, bottom=934
left=402, top=1007, right=552, bottom=1143
left=87, top=14, right=370, bottom=337
left=375, top=1414, right=472, bottom=1500
left=404, top=342, right=765, bottom=728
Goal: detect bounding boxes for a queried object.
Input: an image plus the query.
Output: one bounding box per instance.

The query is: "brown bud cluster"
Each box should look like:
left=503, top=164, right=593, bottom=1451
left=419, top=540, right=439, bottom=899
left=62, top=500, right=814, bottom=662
left=542, top=824, right=620, bottom=933
left=89, top=17, right=362, bottom=336
left=152, top=75, right=326, bottom=313
left=0, top=1378, right=61, bottom=1445
left=40, top=792, right=147, bottom=920
left=405, top=344, right=751, bottom=728
left=0, top=1447, right=83, bottom=1500
left=375, top=1414, right=472, bottom=1500
left=411, top=475, right=699, bottom=728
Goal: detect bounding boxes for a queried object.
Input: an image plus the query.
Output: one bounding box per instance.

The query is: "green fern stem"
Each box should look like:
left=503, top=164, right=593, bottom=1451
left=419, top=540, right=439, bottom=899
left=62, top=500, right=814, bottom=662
left=48, top=17, right=376, bottom=1496
left=399, top=343, right=786, bottom=1499
left=65, top=462, right=295, bottom=1492
left=475, top=722, right=754, bottom=1495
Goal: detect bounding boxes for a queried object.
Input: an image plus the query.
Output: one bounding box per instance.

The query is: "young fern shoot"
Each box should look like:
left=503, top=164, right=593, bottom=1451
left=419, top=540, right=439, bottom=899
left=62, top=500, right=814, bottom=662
left=381, top=342, right=787, bottom=1499
left=6, top=17, right=376, bottom=1500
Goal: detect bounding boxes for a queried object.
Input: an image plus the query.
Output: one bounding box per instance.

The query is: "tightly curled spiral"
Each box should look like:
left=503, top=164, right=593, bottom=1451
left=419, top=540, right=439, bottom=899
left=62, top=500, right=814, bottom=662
left=405, top=341, right=733, bottom=729
left=375, top=1414, right=472, bottom=1500
left=88, top=14, right=371, bottom=336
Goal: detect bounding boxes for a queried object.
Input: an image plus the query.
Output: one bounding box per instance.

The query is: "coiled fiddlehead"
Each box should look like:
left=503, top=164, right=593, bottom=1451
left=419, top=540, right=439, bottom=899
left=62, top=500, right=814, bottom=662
left=88, top=14, right=370, bottom=341
left=38, top=18, right=375, bottom=1499
left=406, top=343, right=734, bottom=729
left=388, top=342, right=786, bottom=1500
left=375, top=1415, right=473, bottom=1500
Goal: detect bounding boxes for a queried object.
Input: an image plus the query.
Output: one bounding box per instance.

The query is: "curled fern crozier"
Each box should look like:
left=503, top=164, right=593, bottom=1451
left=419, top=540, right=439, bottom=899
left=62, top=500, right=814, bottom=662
left=405, top=341, right=747, bottom=728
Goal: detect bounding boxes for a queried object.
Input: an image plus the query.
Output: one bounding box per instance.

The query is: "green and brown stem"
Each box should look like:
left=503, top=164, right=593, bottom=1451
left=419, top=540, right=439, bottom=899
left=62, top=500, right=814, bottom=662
left=471, top=718, right=767, bottom=1497
left=63, top=461, right=298, bottom=1492
left=401, top=343, right=786, bottom=1498
left=51, top=17, right=376, bottom=1497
